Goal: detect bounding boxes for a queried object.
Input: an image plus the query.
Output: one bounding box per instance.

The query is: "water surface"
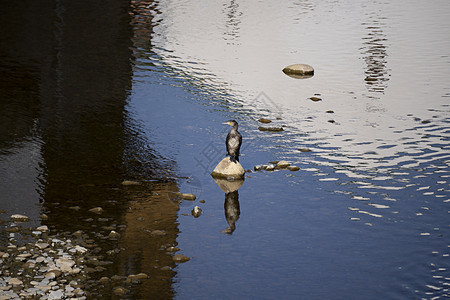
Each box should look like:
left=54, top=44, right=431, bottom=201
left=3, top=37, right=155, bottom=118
left=0, top=0, right=449, bottom=299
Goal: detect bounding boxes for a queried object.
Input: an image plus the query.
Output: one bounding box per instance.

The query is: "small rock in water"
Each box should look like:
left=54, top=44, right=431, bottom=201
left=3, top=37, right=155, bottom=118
left=211, top=157, right=245, bottom=180
left=258, top=126, right=284, bottom=132
left=263, top=164, right=275, bottom=171
left=276, top=160, right=290, bottom=168
left=148, top=229, right=166, bottom=236
left=121, top=180, right=141, bottom=186
left=282, top=64, right=314, bottom=79
left=128, top=273, right=149, bottom=281
left=191, top=206, right=202, bottom=218
left=113, top=287, right=127, bottom=296
left=173, top=254, right=190, bottom=263
left=40, top=213, right=49, bottom=220
left=11, top=214, right=30, bottom=222
left=309, top=96, right=322, bottom=102
left=288, top=166, right=300, bottom=171
left=176, top=193, right=196, bottom=201
left=258, top=118, right=271, bottom=123
left=36, top=225, right=49, bottom=232
left=298, top=148, right=312, bottom=152
left=108, top=230, right=121, bottom=239
left=88, top=207, right=103, bottom=214
left=254, top=165, right=263, bottom=171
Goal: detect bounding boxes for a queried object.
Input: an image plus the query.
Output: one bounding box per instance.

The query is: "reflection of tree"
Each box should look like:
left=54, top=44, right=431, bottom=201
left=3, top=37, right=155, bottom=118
left=361, top=15, right=390, bottom=95
left=0, top=0, right=179, bottom=298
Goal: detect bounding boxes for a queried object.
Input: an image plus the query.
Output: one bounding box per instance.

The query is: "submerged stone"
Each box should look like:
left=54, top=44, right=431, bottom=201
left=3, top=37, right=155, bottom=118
left=172, top=254, right=190, bottom=263
left=121, top=180, right=141, bottom=186
left=176, top=193, right=196, bottom=201
left=211, top=157, right=245, bottom=180
left=258, top=126, right=284, bottom=132
left=88, top=207, right=103, bottom=214
left=258, top=118, right=272, bottom=123
left=11, top=214, right=30, bottom=222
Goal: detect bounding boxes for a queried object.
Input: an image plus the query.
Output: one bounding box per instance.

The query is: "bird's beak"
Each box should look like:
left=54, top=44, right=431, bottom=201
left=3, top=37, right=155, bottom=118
left=222, top=122, right=230, bottom=125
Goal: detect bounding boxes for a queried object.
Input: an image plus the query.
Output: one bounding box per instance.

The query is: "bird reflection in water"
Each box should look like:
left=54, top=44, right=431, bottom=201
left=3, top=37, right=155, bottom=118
left=212, top=177, right=244, bottom=234
left=224, top=190, right=240, bottom=234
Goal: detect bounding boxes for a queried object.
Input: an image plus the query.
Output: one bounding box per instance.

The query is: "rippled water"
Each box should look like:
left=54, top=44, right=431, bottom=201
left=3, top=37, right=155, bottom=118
left=1, top=0, right=449, bottom=298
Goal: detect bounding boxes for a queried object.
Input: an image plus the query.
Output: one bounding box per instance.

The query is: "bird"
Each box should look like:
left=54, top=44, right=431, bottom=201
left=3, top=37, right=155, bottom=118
left=223, top=120, right=242, bottom=163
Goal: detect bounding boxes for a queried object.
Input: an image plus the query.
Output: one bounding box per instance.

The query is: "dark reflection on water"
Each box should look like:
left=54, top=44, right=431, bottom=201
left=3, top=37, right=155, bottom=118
left=0, top=0, right=180, bottom=298
left=361, top=13, right=390, bottom=95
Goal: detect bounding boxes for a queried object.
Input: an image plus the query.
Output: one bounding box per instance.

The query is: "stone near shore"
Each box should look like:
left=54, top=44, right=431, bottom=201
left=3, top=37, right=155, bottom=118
left=11, top=214, right=30, bottom=222
left=172, top=254, right=190, bottom=263
left=211, top=157, right=245, bottom=180
left=282, top=64, right=314, bottom=79
left=176, top=193, right=196, bottom=201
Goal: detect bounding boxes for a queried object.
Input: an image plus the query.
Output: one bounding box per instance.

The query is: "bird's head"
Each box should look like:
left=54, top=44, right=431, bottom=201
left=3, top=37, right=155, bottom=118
left=223, top=120, right=238, bottom=127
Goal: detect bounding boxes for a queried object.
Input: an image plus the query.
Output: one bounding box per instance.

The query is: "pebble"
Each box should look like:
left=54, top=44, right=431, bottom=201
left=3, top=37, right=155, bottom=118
left=258, top=126, right=284, bottom=132
left=298, top=148, right=312, bottom=152
left=177, top=193, right=197, bottom=201
left=108, top=230, right=121, bottom=239
left=258, top=118, right=271, bottom=123
left=310, top=96, right=322, bottom=102
left=113, top=286, right=127, bottom=295
left=288, top=166, right=300, bottom=171
left=282, top=64, right=314, bottom=79
left=150, top=230, right=167, bottom=236
left=36, top=225, right=49, bottom=232
left=263, top=164, right=275, bottom=171
left=254, top=165, right=263, bottom=171
left=191, top=206, right=202, bottom=218
left=88, top=207, right=103, bottom=214
left=121, top=180, right=141, bottom=186
left=173, top=254, right=191, bottom=263
left=10, top=214, right=30, bottom=222
left=9, top=277, right=23, bottom=286
left=36, top=242, right=50, bottom=250
left=276, top=160, right=290, bottom=168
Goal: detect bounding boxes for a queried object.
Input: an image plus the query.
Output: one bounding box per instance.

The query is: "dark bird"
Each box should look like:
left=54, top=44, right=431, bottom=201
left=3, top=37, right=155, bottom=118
left=223, top=120, right=242, bottom=163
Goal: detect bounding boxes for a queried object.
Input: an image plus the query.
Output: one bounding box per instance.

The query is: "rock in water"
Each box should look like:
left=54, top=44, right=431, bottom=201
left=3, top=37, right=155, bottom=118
left=211, top=157, right=245, bottom=180
left=11, top=214, right=30, bottom=222
left=282, top=64, right=314, bottom=79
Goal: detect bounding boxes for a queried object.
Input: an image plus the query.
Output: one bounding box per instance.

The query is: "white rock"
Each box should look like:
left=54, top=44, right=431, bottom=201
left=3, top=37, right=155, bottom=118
left=211, top=157, right=245, bottom=180
left=276, top=160, right=290, bottom=168
left=8, top=277, right=23, bottom=286
left=74, top=245, right=88, bottom=254
left=10, top=214, right=29, bottom=222
left=36, top=225, right=49, bottom=232
left=56, top=258, right=75, bottom=273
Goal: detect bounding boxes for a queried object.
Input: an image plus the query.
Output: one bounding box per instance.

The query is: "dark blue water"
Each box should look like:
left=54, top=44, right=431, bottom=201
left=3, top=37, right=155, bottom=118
left=1, top=0, right=449, bottom=299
